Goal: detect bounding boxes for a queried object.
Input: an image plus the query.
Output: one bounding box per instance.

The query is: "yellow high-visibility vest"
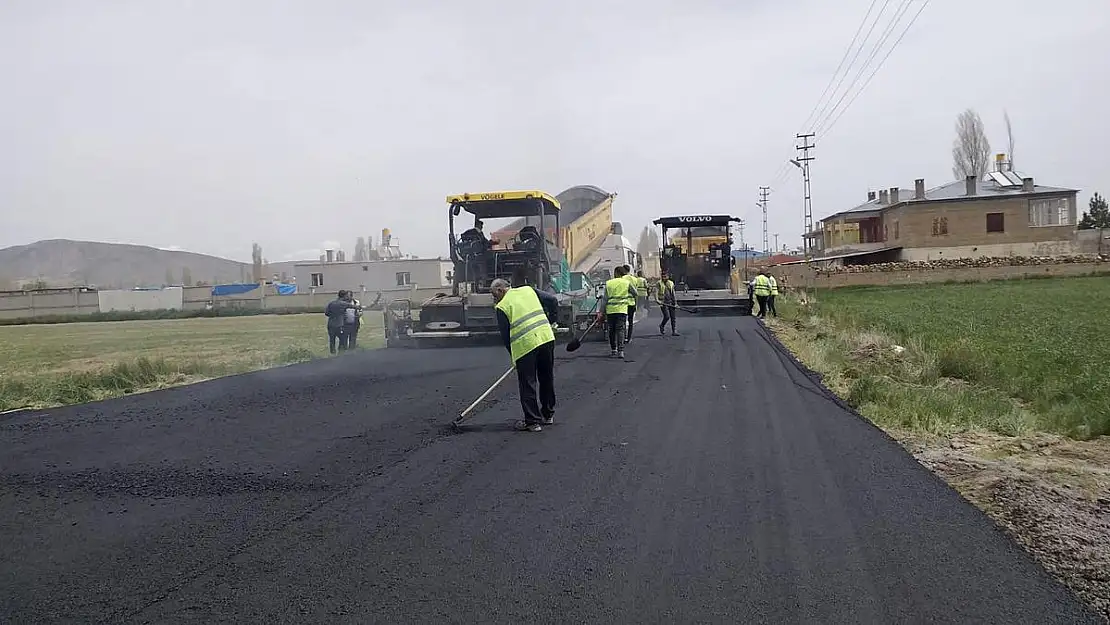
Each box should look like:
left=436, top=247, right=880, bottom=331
left=495, top=286, right=556, bottom=363
left=753, top=275, right=772, bottom=297
left=604, top=277, right=632, bottom=315
left=657, top=279, right=675, bottom=300
left=768, top=277, right=779, bottom=296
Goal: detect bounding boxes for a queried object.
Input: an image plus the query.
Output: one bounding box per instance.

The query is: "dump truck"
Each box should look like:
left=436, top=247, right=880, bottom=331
left=384, top=190, right=604, bottom=347
left=653, top=214, right=751, bottom=315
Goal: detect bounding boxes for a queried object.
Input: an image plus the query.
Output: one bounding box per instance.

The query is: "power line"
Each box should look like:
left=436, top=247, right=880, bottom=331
left=794, top=0, right=882, bottom=134
left=813, top=0, right=915, bottom=136
left=807, top=0, right=897, bottom=139
left=818, top=0, right=932, bottom=138
left=767, top=0, right=901, bottom=188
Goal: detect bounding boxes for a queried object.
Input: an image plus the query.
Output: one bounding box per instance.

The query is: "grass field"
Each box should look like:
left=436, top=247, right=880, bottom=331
left=773, top=276, right=1110, bottom=439
left=0, top=314, right=384, bottom=412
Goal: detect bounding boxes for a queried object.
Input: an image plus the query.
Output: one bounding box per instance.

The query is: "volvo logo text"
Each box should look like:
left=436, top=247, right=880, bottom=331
left=677, top=216, right=713, bottom=223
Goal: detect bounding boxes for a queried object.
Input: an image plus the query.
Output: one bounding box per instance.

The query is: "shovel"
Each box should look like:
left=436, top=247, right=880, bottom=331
left=566, top=315, right=602, bottom=352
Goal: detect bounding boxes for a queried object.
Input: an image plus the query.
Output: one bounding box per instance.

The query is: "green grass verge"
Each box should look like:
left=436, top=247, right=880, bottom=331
left=773, top=276, right=1110, bottom=439
left=0, top=314, right=382, bottom=412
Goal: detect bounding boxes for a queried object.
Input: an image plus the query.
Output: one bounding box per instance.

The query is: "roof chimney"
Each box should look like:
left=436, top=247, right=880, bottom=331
left=325, top=249, right=334, bottom=263
left=867, top=190, right=876, bottom=202
left=889, top=187, right=900, bottom=204
left=878, top=189, right=889, bottom=204
left=1022, top=177, right=1034, bottom=192
left=965, top=175, right=977, bottom=196
left=914, top=178, right=926, bottom=199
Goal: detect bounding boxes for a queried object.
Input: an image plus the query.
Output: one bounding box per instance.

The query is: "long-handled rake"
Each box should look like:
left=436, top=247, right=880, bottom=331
left=451, top=366, right=515, bottom=430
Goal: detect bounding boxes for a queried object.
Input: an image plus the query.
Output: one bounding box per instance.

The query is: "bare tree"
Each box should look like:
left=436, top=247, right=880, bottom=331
left=1004, top=109, right=1015, bottom=170
left=951, top=108, right=992, bottom=180
left=354, top=237, right=368, bottom=262
left=165, top=268, right=175, bottom=286
left=181, top=266, right=192, bottom=286
left=636, top=225, right=660, bottom=259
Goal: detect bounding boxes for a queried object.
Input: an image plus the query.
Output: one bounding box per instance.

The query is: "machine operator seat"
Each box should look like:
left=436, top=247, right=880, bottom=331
left=457, top=228, right=490, bottom=259
left=513, top=225, right=542, bottom=252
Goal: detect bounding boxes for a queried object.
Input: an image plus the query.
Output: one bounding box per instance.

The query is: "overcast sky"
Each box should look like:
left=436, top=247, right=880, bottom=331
left=1, top=0, right=1107, bottom=262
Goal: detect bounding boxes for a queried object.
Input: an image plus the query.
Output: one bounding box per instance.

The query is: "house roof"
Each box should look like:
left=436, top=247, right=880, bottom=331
left=820, top=173, right=1078, bottom=223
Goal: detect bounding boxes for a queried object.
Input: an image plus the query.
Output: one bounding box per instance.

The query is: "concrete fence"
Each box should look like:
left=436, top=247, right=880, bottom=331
left=0, top=284, right=450, bottom=321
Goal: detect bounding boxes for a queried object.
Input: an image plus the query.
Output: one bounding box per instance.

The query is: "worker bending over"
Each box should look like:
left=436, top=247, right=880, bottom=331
left=766, top=272, right=779, bottom=318
left=491, top=278, right=559, bottom=433
left=622, top=265, right=648, bottom=343
left=657, top=270, right=679, bottom=336
left=597, top=265, right=638, bottom=359
left=753, top=271, right=772, bottom=319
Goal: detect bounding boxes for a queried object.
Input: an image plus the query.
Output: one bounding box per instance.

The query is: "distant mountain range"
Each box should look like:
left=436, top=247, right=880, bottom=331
left=0, top=239, right=303, bottom=290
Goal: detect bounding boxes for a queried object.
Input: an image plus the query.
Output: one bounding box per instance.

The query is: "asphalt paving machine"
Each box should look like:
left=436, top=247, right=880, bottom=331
left=652, top=214, right=752, bottom=315
left=384, top=191, right=600, bottom=348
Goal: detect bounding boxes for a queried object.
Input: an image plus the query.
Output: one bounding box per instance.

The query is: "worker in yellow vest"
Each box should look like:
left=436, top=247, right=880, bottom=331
left=623, top=265, right=649, bottom=344
left=766, top=272, right=779, bottom=318
left=596, top=265, right=638, bottom=359
left=491, top=278, right=559, bottom=432
left=752, top=271, right=772, bottom=319
left=656, top=270, right=679, bottom=336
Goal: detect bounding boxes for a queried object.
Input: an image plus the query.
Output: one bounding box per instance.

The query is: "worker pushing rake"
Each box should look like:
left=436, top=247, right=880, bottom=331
left=452, top=278, right=558, bottom=433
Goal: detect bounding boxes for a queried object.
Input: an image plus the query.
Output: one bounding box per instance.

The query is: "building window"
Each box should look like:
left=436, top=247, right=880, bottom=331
left=362, top=265, right=369, bottom=272
left=986, top=212, right=1005, bottom=233
left=931, top=217, right=948, bottom=236
left=894, top=220, right=899, bottom=240
left=1028, top=197, right=1071, bottom=227
left=395, top=271, right=411, bottom=286
left=310, top=272, right=324, bottom=287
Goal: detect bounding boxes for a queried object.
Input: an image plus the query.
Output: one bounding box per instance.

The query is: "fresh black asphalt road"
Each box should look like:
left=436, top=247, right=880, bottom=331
left=0, top=315, right=1100, bottom=624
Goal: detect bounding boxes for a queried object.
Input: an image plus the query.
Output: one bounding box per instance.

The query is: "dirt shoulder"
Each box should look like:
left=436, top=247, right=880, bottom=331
left=896, top=429, right=1110, bottom=620
left=767, top=312, right=1110, bottom=621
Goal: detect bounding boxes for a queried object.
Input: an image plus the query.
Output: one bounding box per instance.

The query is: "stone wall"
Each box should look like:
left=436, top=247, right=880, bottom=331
left=769, top=256, right=1109, bottom=290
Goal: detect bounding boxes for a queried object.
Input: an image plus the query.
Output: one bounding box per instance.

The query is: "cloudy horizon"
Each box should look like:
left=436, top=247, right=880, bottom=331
left=2, top=0, right=1107, bottom=264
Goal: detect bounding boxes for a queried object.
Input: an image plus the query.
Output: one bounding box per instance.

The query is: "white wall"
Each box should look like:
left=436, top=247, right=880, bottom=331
left=98, top=288, right=184, bottom=313
left=293, top=259, right=452, bottom=295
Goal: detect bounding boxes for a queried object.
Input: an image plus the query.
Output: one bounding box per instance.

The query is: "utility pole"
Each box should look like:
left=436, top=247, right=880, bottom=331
left=774, top=233, right=779, bottom=252
left=737, top=219, right=748, bottom=280
left=795, top=133, right=816, bottom=260
left=759, top=186, right=770, bottom=255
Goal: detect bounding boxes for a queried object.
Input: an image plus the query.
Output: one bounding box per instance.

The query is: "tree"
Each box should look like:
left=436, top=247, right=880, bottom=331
left=181, top=266, right=192, bottom=286
left=636, top=225, right=660, bottom=259
left=354, top=237, right=368, bottom=262
left=165, top=268, right=175, bottom=286
left=951, top=108, right=992, bottom=180
left=1003, top=109, right=1015, bottom=170
left=1078, top=192, right=1110, bottom=229
left=251, top=243, right=263, bottom=282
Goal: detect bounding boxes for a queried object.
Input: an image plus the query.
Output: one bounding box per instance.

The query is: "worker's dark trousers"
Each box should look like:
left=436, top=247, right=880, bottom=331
left=606, top=313, right=627, bottom=351
left=328, top=327, right=345, bottom=354
left=625, top=306, right=637, bottom=341
left=515, top=341, right=556, bottom=425
left=767, top=295, right=778, bottom=317
left=345, top=324, right=360, bottom=348
left=659, top=304, right=676, bottom=333
left=755, top=295, right=769, bottom=318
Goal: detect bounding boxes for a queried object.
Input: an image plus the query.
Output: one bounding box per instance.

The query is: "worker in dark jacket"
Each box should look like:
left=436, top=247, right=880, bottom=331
left=325, top=290, right=350, bottom=354
left=491, top=278, right=559, bottom=432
